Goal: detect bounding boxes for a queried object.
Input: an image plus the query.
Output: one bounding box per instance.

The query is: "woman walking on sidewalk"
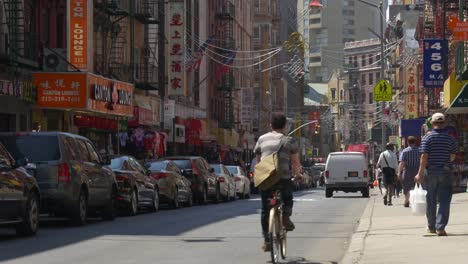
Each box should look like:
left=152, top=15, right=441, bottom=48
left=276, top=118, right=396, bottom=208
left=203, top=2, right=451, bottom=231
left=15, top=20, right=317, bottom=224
left=398, top=136, right=420, bottom=207
left=415, top=113, right=458, bottom=236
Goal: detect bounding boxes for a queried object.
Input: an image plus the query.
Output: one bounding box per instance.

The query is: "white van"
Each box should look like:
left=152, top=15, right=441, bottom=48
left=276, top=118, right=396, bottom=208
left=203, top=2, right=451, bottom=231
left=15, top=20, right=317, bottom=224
left=324, top=152, right=369, bottom=198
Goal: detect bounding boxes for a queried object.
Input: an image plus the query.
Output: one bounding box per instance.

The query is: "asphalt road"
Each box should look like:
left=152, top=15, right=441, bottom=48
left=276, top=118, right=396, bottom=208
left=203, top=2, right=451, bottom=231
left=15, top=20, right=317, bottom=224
left=0, top=188, right=369, bottom=264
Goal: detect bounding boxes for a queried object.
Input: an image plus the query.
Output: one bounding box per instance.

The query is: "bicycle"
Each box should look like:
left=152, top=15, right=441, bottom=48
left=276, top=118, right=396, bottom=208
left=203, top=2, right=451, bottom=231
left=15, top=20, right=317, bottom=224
left=268, top=187, right=287, bottom=264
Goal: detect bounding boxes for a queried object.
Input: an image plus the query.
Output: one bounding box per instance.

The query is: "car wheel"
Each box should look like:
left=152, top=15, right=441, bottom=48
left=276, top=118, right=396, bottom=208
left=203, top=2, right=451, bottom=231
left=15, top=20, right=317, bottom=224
left=102, top=186, right=117, bottom=221
left=16, top=192, right=39, bottom=236
left=71, top=189, right=88, bottom=225
left=127, top=189, right=138, bottom=216
left=170, top=188, right=180, bottom=209
left=325, top=188, right=333, bottom=198
left=362, top=188, right=370, bottom=198
left=150, top=188, right=160, bottom=212
left=186, top=192, right=193, bottom=207
left=199, top=185, right=208, bottom=205
left=213, top=185, right=220, bottom=204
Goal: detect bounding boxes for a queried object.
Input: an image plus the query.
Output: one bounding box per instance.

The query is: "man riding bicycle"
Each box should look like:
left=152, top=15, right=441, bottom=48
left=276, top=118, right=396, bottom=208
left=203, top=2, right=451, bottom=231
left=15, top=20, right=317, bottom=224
left=254, top=112, right=302, bottom=252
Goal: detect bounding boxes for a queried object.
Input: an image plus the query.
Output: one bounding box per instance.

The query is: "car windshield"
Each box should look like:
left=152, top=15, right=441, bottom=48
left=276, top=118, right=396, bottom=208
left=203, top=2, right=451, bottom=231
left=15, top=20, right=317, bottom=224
left=171, top=160, right=192, bottom=169
left=210, top=164, right=221, bottom=174
left=147, top=162, right=167, bottom=171
left=313, top=165, right=325, bottom=171
left=109, top=158, right=126, bottom=170
left=0, top=135, right=60, bottom=162
left=226, top=166, right=239, bottom=175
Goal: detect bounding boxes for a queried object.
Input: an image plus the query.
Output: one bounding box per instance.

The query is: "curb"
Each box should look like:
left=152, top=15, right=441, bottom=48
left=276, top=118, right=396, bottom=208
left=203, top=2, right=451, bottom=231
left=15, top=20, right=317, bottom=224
left=340, top=193, right=376, bottom=264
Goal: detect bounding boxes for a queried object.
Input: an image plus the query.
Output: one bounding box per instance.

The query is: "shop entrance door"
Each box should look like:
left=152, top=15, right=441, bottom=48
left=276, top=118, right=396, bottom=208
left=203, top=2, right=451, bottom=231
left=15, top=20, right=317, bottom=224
left=0, top=114, right=16, bottom=132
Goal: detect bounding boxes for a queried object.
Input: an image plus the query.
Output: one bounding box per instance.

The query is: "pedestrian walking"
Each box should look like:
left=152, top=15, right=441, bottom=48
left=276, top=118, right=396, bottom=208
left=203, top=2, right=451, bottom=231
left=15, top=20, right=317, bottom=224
left=398, top=136, right=420, bottom=207
left=375, top=167, right=383, bottom=194
left=415, top=113, right=458, bottom=236
left=377, top=143, right=398, bottom=206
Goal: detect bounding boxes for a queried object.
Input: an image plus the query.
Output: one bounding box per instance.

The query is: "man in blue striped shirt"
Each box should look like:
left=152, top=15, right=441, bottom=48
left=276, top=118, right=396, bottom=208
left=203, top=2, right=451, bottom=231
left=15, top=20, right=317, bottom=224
left=415, top=113, right=458, bottom=236
left=398, top=136, right=420, bottom=207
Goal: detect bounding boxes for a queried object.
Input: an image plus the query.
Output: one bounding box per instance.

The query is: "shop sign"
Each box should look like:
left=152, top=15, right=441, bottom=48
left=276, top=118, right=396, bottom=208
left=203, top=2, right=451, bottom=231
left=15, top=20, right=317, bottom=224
left=33, top=72, right=87, bottom=109
left=88, top=73, right=134, bottom=116
left=168, top=2, right=185, bottom=96
left=423, top=39, right=447, bottom=88
left=164, top=100, right=175, bottom=129
left=448, top=15, right=468, bottom=41
left=309, top=111, right=320, bottom=130
left=67, top=0, right=89, bottom=70
left=0, top=80, right=37, bottom=103
left=404, top=63, right=419, bottom=119
left=186, top=119, right=202, bottom=146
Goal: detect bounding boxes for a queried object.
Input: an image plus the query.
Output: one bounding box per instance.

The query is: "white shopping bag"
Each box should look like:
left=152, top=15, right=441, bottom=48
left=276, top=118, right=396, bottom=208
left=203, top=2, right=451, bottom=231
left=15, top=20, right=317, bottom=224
left=409, top=184, right=427, bottom=216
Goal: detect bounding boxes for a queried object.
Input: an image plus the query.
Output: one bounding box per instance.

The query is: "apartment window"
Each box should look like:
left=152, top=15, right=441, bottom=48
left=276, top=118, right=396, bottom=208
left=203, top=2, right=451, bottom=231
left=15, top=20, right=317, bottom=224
left=369, top=73, right=374, bottom=85
left=340, top=90, right=344, bottom=100
left=310, top=57, right=321, bottom=63
left=361, top=55, right=366, bottom=66
left=369, top=56, right=374, bottom=65
left=376, top=72, right=381, bottom=81
left=353, top=56, right=358, bottom=67
left=361, top=74, right=366, bottom=86
left=310, top=18, right=321, bottom=24
left=343, top=29, right=355, bottom=35
left=342, top=10, right=355, bottom=16
left=345, top=19, right=355, bottom=26
left=331, top=88, right=336, bottom=100
left=254, top=0, right=259, bottom=14
left=369, top=92, right=373, bottom=104
left=253, top=26, right=260, bottom=39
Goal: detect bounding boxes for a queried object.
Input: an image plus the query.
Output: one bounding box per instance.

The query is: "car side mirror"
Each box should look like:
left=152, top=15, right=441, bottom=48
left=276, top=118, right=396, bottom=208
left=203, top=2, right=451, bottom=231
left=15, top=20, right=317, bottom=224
left=15, top=157, right=28, bottom=168
left=100, top=155, right=111, bottom=166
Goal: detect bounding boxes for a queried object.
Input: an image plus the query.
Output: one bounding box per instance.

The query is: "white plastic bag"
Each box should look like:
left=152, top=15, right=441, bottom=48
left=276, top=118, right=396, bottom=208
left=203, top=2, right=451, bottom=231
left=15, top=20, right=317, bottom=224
left=410, top=184, right=427, bottom=216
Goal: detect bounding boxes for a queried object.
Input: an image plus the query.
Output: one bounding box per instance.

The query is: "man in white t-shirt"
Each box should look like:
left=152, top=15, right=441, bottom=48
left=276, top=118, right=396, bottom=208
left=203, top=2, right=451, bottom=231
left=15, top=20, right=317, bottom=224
left=377, top=143, right=399, bottom=206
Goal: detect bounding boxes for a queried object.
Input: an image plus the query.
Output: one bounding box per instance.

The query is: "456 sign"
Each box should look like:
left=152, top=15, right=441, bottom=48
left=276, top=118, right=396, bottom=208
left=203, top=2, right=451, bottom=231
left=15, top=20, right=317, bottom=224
left=423, top=39, right=447, bottom=88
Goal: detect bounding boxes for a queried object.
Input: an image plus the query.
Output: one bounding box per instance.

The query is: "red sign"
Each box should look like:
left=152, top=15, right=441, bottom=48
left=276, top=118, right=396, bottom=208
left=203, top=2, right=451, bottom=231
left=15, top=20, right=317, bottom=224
left=168, top=2, right=185, bottom=96
left=67, top=0, right=89, bottom=70
left=448, top=15, right=468, bottom=41
left=309, top=111, right=320, bottom=129
left=33, top=72, right=87, bottom=109
left=185, top=119, right=202, bottom=146
left=128, top=106, right=153, bottom=127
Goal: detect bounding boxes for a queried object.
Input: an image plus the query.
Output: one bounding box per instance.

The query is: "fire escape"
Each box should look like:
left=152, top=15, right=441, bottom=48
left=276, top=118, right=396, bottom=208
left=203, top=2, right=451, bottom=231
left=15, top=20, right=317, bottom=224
left=216, top=2, right=235, bottom=129
left=95, top=0, right=131, bottom=82
left=3, top=0, right=38, bottom=67
left=134, top=0, right=159, bottom=89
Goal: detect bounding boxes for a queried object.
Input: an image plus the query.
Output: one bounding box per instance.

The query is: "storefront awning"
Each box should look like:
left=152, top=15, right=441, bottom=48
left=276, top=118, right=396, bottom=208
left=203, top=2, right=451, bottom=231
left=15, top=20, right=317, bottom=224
left=446, top=83, right=468, bottom=114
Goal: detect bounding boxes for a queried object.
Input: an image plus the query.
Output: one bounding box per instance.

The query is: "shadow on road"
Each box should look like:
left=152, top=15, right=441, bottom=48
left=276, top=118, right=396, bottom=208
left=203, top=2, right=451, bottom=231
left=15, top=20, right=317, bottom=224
left=277, top=256, right=338, bottom=264
left=0, top=199, right=260, bottom=262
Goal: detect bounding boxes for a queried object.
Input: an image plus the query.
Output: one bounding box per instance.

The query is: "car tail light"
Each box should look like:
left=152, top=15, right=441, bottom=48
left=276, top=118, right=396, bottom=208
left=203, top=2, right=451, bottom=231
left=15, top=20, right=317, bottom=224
left=58, top=163, right=70, bottom=183
left=218, top=177, right=225, bottom=183
left=234, top=176, right=241, bottom=182
left=364, top=170, right=368, bottom=177
left=153, top=173, right=169, bottom=180
left=325, top=171, right=330, bottom=178
left=115, top=174, right=126, bottom=182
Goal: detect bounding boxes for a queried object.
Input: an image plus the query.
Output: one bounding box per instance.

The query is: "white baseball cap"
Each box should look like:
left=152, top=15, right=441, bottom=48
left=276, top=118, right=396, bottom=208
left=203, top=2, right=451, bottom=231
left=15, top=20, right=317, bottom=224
left=431, top=113, right=446, bottom=123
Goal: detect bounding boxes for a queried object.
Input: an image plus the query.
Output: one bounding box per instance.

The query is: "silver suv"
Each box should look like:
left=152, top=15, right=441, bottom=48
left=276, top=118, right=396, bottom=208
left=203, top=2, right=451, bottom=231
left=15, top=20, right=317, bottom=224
left=0, top=132, right=117, bottom=225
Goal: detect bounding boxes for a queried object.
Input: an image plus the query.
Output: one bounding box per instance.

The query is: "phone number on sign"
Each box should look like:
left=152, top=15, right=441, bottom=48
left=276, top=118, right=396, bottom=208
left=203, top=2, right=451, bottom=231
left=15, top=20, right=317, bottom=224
left=41, top=96, right=81, bottom=103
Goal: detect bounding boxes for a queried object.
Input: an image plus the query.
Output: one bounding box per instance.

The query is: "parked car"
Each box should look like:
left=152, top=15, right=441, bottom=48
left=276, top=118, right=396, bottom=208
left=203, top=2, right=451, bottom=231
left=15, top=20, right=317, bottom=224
left=324, top=152, right=369, bottom=198
left=0, top=142, right=40, bottom=236
left=312, top=163, right=326, bottom=187
left=163, top=156, right=219, bottom=204
left=109, top=156, right=159, bottom=215
left=145, top=160, right=193, bottom=208
left=0, top=132, right=117, bottom=225
left=210, top=164, right=236, bottom=202
left=225, top=165, right=251, bottom=199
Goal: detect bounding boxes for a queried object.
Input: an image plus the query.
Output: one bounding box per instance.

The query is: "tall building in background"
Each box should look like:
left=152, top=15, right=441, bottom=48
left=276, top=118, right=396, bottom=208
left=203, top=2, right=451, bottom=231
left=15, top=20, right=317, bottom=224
left=298, top=0, right=387, bottom=83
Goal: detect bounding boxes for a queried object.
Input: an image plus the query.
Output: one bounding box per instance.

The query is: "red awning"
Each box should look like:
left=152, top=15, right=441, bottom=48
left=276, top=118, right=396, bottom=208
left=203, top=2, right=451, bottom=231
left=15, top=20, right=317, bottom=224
left=346, top=144, right=369, bottom=153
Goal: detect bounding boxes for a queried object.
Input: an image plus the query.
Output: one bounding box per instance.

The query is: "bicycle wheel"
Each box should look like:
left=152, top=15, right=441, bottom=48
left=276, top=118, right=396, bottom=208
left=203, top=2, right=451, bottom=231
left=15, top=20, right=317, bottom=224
left=280, top=227, right=287, bottom=259
left=269, top=208, right=281, bottom=264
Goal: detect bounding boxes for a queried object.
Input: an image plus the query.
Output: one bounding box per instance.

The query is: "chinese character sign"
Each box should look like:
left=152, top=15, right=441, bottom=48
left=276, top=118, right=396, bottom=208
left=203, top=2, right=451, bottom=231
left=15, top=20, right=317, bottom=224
left=33, top=73, right=87, bottom=109
left=309, top=111, right=320, bottom=130
left=404, top=63, right=419, bottom=119
left=67, top=0, right=89, bottom=70
left=423, top=39, right=447, bottom=88
left=168, top=2, right=185, bottom=96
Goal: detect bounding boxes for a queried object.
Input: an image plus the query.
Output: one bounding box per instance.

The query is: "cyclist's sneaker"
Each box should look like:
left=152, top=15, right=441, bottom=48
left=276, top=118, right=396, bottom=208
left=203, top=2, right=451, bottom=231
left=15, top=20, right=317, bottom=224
left=283, top=215, right=295, bottom=231
left=262, top=242, right=271, bottom=252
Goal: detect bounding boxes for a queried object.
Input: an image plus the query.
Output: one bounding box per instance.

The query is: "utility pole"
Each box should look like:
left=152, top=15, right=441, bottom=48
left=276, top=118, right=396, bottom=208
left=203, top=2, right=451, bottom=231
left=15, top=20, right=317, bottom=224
left=158, top=0, right=166, bottom=131
left=379, top=1, right=386, bottom=150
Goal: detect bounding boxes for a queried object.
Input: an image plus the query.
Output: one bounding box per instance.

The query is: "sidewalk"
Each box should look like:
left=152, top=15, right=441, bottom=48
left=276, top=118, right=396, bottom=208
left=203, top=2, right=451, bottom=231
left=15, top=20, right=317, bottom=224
left=341, top=189, right=468, bottom=264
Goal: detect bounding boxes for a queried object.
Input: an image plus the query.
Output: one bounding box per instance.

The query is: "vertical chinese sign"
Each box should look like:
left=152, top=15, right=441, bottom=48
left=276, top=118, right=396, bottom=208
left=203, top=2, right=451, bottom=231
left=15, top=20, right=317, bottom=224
left=423, top=39, right=447, bottom=88
left=168, top=2, right=185, bottom=96
left=67, top=0, right=89, bottom=71
left=405, top=63, right=419, bottom=119
left=309, top=111, right=320, bottom=130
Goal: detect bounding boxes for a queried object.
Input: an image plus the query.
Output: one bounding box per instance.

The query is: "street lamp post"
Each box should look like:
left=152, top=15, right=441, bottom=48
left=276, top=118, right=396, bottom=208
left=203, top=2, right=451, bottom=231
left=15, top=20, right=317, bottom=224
left=357, top=0, right=386, bottom=150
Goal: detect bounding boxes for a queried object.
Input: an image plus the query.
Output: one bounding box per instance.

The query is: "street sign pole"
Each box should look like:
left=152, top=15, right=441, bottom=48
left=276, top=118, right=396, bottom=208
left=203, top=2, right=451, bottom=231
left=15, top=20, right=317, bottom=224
left=379, top=2, right=386, bottom=150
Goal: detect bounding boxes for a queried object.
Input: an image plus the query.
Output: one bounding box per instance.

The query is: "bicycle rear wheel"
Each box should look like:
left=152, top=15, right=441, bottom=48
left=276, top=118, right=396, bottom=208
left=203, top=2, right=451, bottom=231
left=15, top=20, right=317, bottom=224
left=269, top=208, right=281, bottom=264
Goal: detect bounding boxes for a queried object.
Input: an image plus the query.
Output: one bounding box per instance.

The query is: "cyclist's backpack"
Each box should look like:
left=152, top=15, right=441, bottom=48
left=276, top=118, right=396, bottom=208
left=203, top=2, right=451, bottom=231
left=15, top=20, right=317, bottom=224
left=254, top=136, right=286, bottom=190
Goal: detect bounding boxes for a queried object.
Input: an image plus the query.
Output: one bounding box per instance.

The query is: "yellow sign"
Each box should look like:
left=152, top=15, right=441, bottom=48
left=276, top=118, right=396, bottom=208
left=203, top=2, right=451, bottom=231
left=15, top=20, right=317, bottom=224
left=374, top=79, right=393, bottom=102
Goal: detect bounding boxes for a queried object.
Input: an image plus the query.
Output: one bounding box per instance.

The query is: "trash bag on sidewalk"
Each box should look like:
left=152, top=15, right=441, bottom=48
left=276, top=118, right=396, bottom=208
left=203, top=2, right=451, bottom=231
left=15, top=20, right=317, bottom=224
left=410, top=184, right=427, bottom=216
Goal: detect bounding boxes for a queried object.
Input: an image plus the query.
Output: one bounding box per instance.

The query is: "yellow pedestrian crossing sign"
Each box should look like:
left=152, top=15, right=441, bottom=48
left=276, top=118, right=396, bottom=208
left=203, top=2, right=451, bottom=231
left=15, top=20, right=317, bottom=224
left=374, top=80, right=393, bottom=102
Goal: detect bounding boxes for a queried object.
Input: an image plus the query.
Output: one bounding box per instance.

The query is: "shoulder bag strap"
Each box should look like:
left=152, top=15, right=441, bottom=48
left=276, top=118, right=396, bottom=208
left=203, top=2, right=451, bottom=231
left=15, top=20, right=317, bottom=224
left=382, top=152, right=390, bottom=168
left=275, top=136, right=287, bottom=154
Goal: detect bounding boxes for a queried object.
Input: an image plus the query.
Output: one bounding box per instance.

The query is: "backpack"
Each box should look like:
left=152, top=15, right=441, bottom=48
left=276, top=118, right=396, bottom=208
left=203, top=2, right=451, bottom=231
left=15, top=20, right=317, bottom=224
left=254, top=136, right=287, bottom=190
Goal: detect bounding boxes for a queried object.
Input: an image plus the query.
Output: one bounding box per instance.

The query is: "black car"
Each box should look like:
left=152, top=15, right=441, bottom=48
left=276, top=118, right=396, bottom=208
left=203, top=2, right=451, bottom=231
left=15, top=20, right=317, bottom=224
left=0, top=142, right=40, bottom=236
left=163, top=156, right=219, bottom=204
left=109, top=156, right=159, bottom=215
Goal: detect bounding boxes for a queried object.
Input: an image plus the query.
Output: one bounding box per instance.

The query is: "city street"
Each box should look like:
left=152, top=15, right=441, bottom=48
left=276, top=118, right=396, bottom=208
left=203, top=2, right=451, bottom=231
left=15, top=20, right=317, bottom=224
left=0, top=189, right=368, bottom=264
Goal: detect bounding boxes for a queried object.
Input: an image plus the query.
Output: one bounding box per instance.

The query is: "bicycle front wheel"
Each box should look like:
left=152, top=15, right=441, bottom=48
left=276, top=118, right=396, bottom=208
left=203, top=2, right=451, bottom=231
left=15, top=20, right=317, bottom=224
left=280, top=228, right=287, bottom=259
left=269, top=208, right=281, bottom=264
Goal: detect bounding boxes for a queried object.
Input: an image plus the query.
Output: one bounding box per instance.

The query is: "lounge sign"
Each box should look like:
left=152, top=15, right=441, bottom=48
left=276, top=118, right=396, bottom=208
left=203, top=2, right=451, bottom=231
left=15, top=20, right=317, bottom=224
left=67, top=0, right=89, bottom=70
left=88, top=73, right=134, bottom=116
